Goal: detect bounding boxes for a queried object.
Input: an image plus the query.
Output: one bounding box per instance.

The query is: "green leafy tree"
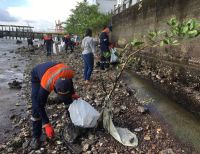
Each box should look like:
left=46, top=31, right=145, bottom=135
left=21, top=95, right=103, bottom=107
left=65, top=2, right=111, bottom=36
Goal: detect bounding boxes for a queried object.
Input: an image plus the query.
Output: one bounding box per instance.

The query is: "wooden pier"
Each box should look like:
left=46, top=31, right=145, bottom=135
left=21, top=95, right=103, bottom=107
left=0, top=24, right=34, bottom=39
left=0, top=24, right=64, bottom=39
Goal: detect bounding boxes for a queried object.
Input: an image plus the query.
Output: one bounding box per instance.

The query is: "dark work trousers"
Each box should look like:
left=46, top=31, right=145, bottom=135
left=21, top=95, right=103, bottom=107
left=28, top=39, right=33, bottom=47
left=82, top=53, right=94, bottom=81
left=65, top=43, right=74, bottom=53
left=100, top=51, right=110, bottom=70
left=46, top=44, right=52, bottom=56
left=64, top=99, right=73, bottom=123
left=31, top=69, right=42, bottom=138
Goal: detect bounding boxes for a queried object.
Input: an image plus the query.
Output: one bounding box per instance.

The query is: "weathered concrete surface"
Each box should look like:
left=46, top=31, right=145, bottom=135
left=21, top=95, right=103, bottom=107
left=130, top=53, right=200, bottom=116
left=112, top=0, right=200, bottom=115
left=112, top=0, right=200, bottom=62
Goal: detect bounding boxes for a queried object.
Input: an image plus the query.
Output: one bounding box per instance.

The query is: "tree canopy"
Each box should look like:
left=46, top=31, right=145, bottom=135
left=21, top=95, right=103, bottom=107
left=65, top=2, right=111, bottom=36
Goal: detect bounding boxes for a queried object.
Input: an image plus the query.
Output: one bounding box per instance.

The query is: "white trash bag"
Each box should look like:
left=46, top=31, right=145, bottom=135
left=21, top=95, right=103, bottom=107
left=103, top=107, right=138, bottom=147
left=58, top=44, right=62, bottom=52
left=110, top=48, right=118, bottom=63
left=68, top=99, right=100, bottom=128
left=61, top=41, right=65, bottom=49
left=52, top=43, right=57, bottom=54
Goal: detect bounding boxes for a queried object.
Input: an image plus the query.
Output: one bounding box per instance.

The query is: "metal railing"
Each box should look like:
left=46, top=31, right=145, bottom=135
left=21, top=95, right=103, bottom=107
left=111, top=0, right=142, bottom=15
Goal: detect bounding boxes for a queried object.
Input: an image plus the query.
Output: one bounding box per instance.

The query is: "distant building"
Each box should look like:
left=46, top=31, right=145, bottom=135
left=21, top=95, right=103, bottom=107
left=55, top=20, right=64, bottom=33
left=117, top=0, right=140, bottom=5
left=114, top=0, right=141, bottom=14
left=88, top=0, right=118, bottom=13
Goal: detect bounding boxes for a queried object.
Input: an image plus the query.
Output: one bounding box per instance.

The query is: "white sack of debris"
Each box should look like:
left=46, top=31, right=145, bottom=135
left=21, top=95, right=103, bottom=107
left=103, top=107, right=138, bottom=147
left=53, top=43, right=57, bottom=54
left=69, top=99, right=100, bottom=128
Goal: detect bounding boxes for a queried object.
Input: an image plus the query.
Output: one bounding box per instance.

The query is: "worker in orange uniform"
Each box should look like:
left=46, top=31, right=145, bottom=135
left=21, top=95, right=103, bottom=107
left=30, top=61, right=80, bottom=149
left=64, top=34, right=74, bottom=53
left=44, top=34, right=53, bottom=56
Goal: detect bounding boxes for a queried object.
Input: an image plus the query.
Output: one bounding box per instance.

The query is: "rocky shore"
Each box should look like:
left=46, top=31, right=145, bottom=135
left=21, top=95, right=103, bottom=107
left=0, top=46, right=197, bottom=153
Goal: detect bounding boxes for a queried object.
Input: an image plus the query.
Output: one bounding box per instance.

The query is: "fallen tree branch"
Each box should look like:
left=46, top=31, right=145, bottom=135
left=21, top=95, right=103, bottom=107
left=99, top=71, right=108, bottom=96
left=102, top=44, right=148, bottom=108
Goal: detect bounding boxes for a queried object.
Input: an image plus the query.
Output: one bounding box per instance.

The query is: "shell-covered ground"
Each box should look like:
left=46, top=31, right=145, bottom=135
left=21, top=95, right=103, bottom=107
left=0, top=46, right=196, bottom=154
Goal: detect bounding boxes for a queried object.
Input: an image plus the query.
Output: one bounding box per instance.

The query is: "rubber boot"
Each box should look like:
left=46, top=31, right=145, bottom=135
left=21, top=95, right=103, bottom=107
left=30, top=137, right=41, bottom=150
left=64, top=110, right=81, bottom=143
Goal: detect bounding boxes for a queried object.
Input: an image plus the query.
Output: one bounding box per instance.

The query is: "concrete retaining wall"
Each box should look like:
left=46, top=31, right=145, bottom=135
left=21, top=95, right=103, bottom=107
left=112, top=0, right=200, bottom=63
left=111, top=0, right=200, bottom=115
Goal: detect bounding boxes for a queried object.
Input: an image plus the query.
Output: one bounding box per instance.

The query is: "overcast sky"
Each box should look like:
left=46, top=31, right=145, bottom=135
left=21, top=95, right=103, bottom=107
left=0, top=0, right=86, bottom=31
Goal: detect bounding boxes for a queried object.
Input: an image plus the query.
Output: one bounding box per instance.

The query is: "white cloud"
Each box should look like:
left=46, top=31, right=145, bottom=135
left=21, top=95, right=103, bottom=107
left=6, top=0, right=83, bottom=30
left=0, top=8, right=17, bottom=21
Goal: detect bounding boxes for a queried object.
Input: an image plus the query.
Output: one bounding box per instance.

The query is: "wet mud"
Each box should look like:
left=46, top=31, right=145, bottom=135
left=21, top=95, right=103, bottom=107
left=0, top=39, right=27, bottom=143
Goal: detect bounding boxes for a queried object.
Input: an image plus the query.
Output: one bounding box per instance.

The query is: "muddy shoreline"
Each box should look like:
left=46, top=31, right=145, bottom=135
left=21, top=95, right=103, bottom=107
left=0, top=39, right=28, bottom=144
left=0, top=45, right=198, bottom=153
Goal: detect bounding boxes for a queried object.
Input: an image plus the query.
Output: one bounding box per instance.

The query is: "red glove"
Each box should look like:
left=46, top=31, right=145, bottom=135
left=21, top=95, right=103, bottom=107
left=43, top=123, right=54, bottom=138
left=72, top=93, right=80, bottom=100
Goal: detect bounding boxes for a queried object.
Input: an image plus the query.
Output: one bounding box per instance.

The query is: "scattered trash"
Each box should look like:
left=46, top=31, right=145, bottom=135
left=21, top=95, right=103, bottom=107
left=134, top=127, right=143, bottom=132
left=137, top=106, right=149, bottom=113
left=56, top=141, right=62, bottom=145
left=159, top=148, right=175, bottom=154
left=144, top=135, right=151, bottom=141
left=120, top=105, right=127, bottom=110
left=15, top=103, right=20, bottom=106
left=8, top=80, right=22, bottom=89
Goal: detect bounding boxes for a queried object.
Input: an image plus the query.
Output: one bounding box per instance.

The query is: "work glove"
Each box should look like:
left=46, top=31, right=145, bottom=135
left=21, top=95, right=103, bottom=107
left=43, top=123, right=55, bottom=138
left=72, top=93, right=80, bottom=100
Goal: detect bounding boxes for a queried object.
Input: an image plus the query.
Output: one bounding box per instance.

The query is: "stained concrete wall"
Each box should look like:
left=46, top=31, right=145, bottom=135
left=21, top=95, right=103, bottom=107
left=96, top=0, right=117, bottom=13
left=111, top=0, right=200, bottom=63
left=111, top=0, right=200, bottom=115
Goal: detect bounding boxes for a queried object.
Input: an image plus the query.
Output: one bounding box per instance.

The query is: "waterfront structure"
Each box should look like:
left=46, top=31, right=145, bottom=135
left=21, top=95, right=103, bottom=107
left=88, top=0, right=117, bottom=13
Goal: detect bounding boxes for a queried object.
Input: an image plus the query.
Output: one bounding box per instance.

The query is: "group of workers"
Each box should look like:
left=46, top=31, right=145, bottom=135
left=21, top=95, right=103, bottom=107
left=30, top=25, right=112, bottom=149
left=43, top=34, right=76, bottom=56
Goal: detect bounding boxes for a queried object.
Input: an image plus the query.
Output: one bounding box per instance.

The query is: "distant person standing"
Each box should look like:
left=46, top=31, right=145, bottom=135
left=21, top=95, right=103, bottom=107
left=70, top=36, right=75, bottom=52
left=64, top=34, right=73, bottom=53
left=81, top=28, right=98, bottom=84
left=99, top=26, right=110, bottom=70
left=44, top=34, right=53, bottom=56
left=27, top=36, right=34, bottom=47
